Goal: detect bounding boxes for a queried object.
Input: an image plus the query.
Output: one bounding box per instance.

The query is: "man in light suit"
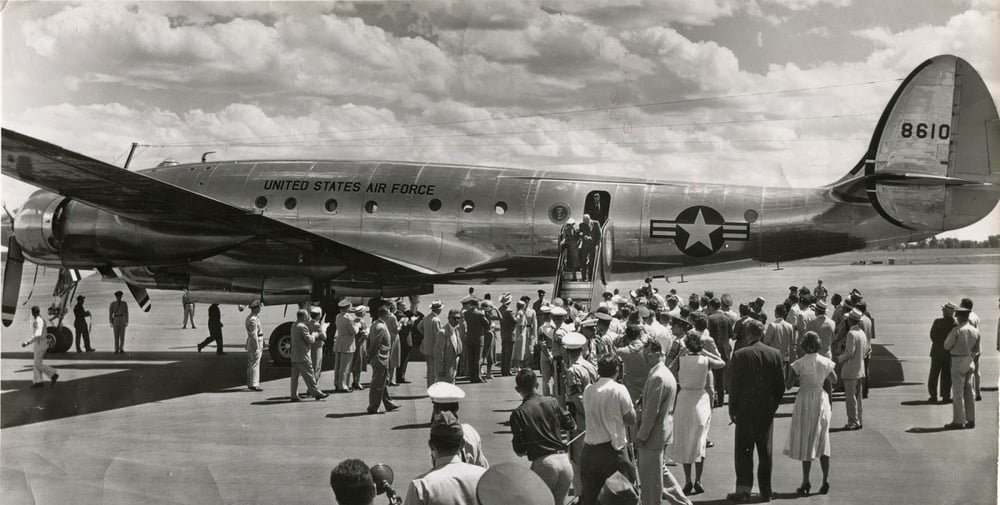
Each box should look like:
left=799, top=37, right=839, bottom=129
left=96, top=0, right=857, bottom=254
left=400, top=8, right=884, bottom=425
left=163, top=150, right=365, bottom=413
left=836, top=309, right=868, bottom=430
left=437, top=309, right=464, bottom=384
left=367, top=306, right=401, bottom=414
left=289, top=309, right=329, bottom=402
left=333, top=299, right=357, bottom=393
left=635, top=339, right=691, bottom=505
left=422, top=301, right=444, bottom=387
left=727, top=320, right=784, bottom=503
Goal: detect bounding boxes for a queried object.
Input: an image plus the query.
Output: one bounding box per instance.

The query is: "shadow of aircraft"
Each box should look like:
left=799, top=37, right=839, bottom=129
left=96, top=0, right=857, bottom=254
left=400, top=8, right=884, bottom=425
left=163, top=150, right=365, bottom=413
left=0, top=350, right=314, bottom=428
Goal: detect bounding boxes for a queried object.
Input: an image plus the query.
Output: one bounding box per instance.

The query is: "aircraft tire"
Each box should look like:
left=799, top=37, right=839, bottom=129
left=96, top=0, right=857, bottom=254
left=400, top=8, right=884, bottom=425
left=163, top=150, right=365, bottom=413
left=46, top=326, right=73, bottom=354
left=268, top=322, right=294, bottom=367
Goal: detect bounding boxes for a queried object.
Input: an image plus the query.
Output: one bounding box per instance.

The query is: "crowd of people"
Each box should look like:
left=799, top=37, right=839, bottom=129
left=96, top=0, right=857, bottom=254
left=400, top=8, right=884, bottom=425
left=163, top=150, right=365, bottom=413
left=19, top=274, right=989, bottom=505
left=318, top=278, right=989, bottom=505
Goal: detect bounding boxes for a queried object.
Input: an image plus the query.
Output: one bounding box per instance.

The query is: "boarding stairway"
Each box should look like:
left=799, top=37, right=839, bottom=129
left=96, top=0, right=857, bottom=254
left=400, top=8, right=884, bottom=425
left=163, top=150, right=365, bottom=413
left=552, top=220, right=611, bottom=311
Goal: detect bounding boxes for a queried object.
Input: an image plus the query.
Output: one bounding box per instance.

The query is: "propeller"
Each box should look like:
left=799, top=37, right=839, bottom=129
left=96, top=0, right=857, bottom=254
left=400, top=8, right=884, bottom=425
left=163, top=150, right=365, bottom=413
left=2, top=236, right=24, bottom=327
left=125, top=281, right=152, bottom=313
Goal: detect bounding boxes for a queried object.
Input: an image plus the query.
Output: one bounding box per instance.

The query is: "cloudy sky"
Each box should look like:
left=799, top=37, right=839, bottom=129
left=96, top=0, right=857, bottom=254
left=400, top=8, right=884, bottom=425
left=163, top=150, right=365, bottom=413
left=3, top=0, right=998, bottom=239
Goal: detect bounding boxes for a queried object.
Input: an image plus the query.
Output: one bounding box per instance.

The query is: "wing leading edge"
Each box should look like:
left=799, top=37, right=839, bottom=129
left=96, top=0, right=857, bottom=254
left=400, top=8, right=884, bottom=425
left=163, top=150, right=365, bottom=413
left=1, top=128, right=416, bottom=274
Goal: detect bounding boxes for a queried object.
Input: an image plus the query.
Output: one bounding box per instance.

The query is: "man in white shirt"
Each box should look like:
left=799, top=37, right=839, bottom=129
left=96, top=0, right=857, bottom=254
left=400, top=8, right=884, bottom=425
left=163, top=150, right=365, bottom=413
left=22, top=305, right=59, bottom=388
left=959, top=298, right=983, bottom=401
left=581, top=354, right=637, bottom=505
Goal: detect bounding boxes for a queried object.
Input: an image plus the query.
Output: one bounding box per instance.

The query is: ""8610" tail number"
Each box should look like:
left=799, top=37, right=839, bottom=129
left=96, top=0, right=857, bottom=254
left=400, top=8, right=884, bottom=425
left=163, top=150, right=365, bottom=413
left=900, top=122, right=950, bottom=139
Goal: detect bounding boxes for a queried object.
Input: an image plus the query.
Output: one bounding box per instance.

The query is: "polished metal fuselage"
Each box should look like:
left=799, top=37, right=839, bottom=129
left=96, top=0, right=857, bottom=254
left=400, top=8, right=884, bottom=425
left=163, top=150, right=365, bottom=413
left=117, top=158, right=929, bottom=286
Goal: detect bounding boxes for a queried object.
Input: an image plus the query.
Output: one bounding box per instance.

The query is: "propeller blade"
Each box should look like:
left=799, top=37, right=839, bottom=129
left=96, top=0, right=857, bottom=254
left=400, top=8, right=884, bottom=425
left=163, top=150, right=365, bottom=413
left=2, top=237, right=25, bottom=327
left=125, top=282, right=152, bottom=313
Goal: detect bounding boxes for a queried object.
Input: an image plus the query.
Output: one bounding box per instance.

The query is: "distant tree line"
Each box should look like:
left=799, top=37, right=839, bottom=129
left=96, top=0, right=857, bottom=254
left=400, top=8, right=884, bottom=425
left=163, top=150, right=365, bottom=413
left=898, top=235, right=1000, bottom=249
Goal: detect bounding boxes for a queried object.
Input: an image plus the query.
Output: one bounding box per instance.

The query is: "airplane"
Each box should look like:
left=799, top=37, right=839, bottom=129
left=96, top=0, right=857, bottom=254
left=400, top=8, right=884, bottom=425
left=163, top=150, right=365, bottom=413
left=2, top=54, right=998, bottom=366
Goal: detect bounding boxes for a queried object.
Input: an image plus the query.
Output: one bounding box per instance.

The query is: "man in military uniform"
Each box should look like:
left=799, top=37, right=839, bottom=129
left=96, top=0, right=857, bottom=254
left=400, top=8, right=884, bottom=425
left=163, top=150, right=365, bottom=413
left=563, top=331, right=599, bottom=498
left=580, top=317, right=611, bottom=365
left=403, top=411, right=487, bottom=505
left=944, top=306, right=981, bottom=429
left=428, top=381, right=489, bottom=468
left=498, top=294, right=517, bottom=376
left=182, top=288, right=196, bottom=329
left=421, top=301, right=444, bottom=387
left=73, top=295, right=94, bottom=353
left=813, top=279, right=828, bottom=302
left=350, top=306, right=369, bottom=391
left=245, top=300, right=264, bottom=391
left=532, top=289, right=547, bottom=313
left=290, top=309, right=328, bottom=402
left=333, top=299, right=356, bottom=393
left=197, top=303, right=225, bottom=355
left=537, top=305, right=555, bottom=396
left=109, top=290, right=129, bottom=354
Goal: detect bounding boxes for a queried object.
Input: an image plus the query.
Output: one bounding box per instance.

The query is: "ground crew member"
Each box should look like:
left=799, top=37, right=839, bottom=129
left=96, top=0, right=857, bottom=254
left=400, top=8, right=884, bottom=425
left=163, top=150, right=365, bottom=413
left=404, top=411, right=487, bottom=505
left=428, top=381, right=489, bottom=468
left=109, top=290, right=129, bottom=354
left=197, top=303, right=225, bottom=355
left=245, top=300, right=264, bottom=391
left=290, top=308, right=329, bottom=402
left=182, top=288, right=196, bottom=329
left=944, top=306, right=980, bottom=429
left=333, top=299, right=356, bottom=393
left=23, top=305, right=59, bottom=388
left=73, top=295, right=94, bottom=353
left=813, top=280, right=828, bottom=302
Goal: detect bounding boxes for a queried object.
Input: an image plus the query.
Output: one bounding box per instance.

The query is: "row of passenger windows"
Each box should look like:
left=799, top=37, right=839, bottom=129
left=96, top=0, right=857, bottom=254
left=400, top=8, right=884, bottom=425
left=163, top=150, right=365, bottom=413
left=253, top=196, right=509, bottom=215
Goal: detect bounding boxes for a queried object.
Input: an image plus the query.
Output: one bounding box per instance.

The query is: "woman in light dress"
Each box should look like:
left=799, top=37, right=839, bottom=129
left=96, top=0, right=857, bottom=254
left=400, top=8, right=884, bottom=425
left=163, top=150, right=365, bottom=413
left=784, top=331, right=837, bottom=496
left=667, top=329, right=725, bottom=495
left=511, top=300, right=527, bottom=370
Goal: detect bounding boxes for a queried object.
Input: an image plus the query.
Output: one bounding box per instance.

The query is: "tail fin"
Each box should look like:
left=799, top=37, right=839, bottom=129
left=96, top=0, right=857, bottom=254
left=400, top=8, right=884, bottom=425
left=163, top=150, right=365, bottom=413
left=831, top=54, right=1000, bottom=231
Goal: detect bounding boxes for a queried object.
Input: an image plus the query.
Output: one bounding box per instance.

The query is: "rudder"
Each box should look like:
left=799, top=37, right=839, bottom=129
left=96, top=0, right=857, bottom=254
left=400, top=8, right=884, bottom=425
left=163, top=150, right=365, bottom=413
left=837, top=55, right=1000, bottom=231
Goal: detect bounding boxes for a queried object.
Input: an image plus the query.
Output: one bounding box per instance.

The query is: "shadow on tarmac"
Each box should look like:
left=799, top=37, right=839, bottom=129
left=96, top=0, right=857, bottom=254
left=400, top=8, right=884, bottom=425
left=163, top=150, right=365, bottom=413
left=0, top=350, right=304, bottom=429
left=0, top=342, right=913, bottom=430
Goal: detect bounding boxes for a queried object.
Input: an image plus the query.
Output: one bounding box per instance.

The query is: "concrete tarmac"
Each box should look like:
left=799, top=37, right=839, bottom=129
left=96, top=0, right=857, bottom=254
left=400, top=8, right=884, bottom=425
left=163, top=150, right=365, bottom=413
left=1, top=256, right=997, bottom=504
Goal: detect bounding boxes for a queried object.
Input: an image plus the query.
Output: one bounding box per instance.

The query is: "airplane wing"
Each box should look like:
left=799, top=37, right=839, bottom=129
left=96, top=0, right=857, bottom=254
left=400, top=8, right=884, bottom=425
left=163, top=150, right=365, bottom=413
left=0, top=128, right=414, bottom=274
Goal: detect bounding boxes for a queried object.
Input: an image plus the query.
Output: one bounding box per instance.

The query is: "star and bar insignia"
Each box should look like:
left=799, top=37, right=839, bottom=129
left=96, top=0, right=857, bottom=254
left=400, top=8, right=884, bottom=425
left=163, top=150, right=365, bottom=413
left=650, top=205, right=751, bottom=257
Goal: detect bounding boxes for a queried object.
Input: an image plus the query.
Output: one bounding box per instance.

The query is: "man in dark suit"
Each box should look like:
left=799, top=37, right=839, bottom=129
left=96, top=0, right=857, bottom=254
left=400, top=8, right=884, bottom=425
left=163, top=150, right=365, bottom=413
left=578, top=214, right=601, bottom=282
left=727, top=320, right=784, bottom=503
left=367, top=306, right=401, bottom=414
left=928, top=302, right=955, bottom=403
left=706, top=298, right=733, bottom=406
left=464, top=302, right=491, bottom=383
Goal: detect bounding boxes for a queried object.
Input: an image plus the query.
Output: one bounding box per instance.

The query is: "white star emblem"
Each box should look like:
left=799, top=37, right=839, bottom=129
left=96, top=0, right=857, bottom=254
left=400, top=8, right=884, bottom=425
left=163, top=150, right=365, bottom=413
left=678, top=209, right=720, bottom=251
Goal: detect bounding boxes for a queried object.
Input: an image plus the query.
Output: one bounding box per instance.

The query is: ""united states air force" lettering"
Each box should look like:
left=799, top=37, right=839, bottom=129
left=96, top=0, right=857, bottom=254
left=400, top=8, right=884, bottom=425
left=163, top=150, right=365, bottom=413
left=262, top=179, right=436, bottom=195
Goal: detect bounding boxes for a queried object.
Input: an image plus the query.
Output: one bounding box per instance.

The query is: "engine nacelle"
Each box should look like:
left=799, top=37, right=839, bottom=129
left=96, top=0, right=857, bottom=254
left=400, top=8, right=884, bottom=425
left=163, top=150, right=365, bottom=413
left=14, top=191, right=251, bottom=267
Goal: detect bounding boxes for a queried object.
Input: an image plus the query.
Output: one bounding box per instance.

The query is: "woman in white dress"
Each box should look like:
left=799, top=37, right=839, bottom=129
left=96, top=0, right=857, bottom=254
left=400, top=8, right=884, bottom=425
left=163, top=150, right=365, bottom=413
left=784, top=330, right=837, bottom=496
left=667, top=329, right=725, bottom=495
